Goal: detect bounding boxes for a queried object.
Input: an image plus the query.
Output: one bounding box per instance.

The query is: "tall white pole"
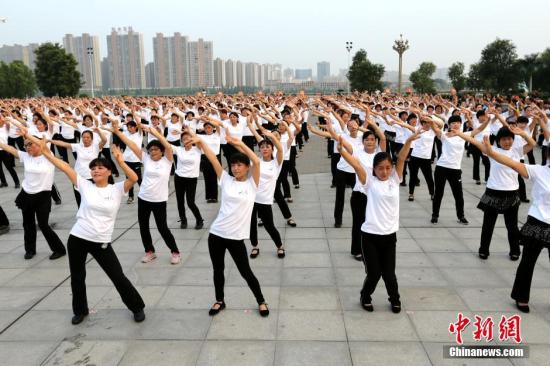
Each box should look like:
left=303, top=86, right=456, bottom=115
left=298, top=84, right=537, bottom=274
left=87, top=47, right=95, bottom=98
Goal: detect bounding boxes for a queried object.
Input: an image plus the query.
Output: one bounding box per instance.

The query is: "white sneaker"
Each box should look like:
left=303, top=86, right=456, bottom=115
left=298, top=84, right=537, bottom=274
left=141, top=251, right=157, bottom=263
left=170, top=252, right=181, bottom=265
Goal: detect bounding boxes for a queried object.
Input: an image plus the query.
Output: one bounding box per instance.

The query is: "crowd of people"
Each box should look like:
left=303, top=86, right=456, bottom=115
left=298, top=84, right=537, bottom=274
left=0, top=90, right=548, bottom=324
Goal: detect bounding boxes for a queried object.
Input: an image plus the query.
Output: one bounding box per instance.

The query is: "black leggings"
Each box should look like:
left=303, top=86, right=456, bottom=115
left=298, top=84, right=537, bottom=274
left=68, top=235, right=145, bottom=316
left=8, top=136, right=24, bottom=151
left=0, top=205, right=9, bottom=227
left=0, top=150, right=19, bottom=186
left=174, top=175, right=203, bottom=223
left=470, top=144, right=490, bottom=182
left=408, top=156, right=434, bottom=196
left=138, top=198, right=179, bottom=253
left=208, top=233, right=265, bottom=304
left=479, top=204, right=520, bottom=257
left=125, top=161, right=142, bottom=198
left=330, top=152, right=340, bottom=186
left=250, top=203, right=283, bottom=248
left=432, top=166, right=464, bottom=219
left=222, top=144, right=238, bottom=176
left=278, top=161, right=291, bottom=198
left=201, top=154, right=220, bottom=200
left=273, top=180, right=292, bottom=219
left=511, top=233, right=548, bottom=303
left=360, top=232, right=399, bottom=303
left=56, top=136, right=77, bottom=163
left=334, top=170, right=356, bottom=224
left=350, top=191, right=367, bottom=256
left=100, top=147, right=119, bottom=175
left=289, top=146, right=299, bottom=186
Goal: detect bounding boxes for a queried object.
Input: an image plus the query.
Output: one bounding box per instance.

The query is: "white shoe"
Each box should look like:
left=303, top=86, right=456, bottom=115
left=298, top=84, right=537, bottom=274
left=141, top=251, right=157, bottom=263
left=170, top=252, right=181, bottom=265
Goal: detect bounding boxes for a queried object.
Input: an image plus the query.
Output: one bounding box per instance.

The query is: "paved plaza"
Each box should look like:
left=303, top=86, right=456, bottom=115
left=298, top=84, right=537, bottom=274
left=0, top=137, right=548, bottom=366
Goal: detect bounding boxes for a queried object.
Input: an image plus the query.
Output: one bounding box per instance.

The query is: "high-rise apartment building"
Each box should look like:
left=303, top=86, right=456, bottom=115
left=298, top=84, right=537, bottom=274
left=106, top=26, right=146, bottom=90
left=152, top=32, right=189, bottom=88
left=0, top=43, right=39, bottom=69
left=295, top=68, right=313, bottom=80
left=188, top=38, right=214, bottom=88
left=317, top=61, right=330, bottom=81
left=225, top=59, right=237, bottom=88
left=236, top=61, right=245, bottom=87
left=63, top=33, right=102, bottom=91
left=213, top=58, right=225, bottom=87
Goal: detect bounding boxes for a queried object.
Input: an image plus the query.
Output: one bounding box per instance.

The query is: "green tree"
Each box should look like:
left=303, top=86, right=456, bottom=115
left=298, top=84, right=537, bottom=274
left=34, top=43, right=82, bottom=97
left=533, top=48, right=550, bottom=92
left=347, top=49, right=385, bottom=92
left=476, top=38, right=520, bottom=92
left=467, top=62, right=483, bottom=91
left=0, top=61, right=37, bottom=98
left=409, top=62, right=436, bottom=94
left=518, top=53, right=540, bottom=92
left=448, top=62, right=467, bottom=92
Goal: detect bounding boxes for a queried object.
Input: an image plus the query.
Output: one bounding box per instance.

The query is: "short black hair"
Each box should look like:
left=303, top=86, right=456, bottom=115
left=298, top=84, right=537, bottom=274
left=496, top=127, right=514, bottom=142
left=127, top=121, right=137, bottom=128
left=517, top=116, right=529, bottom=124
left=258, top=139, right=274, bottom=148
left=229, top=152, right=250, bottom=166
left=89, top=157, right=113, bottom=171
left=476, top=110, right=486, bottom=119
left=448, top=115, right=462, bottom=124
left=81, top=130, right=94, bottom=139
left=146, top=139, right=165, bottom=152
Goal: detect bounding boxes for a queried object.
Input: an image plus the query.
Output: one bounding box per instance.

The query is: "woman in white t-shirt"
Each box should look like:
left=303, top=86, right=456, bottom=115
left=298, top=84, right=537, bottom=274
left=111, top=120, right=143, bottom=204
left=197, top=116, right=222, bottom=203
left=172, top=128, right=204, bottom=230
left=0, top=129, right=66, bottom=260
left=190, top=132, right=269, bottom=317
left=115, top=125, right=181, bottom=264
left=37, top=138, right=145, bottom=325
left=458, top=126, right=536, bottom=260
left=483, top=140, right=550, bottom=313
left=49, top=129, right=107, bottom=207
left=336, top=131, right=420, bottom=313
left=0, top=117, right=20, bottom=188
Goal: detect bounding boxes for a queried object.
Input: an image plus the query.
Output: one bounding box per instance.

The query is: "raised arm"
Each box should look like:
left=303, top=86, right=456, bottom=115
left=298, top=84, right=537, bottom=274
left=263, top=130, right=284, bottom=165
left=107, top=118, right=143, bottom=161
left=484, top=136, right=528, bottom=178
left=38, top=138, right=77, bottom=185
left=143, top=125, right=173, bottom=162
left=111, top=145, right=138, bottom=192
left=396, top=132, right=421, bottom=181
left=192, top=135, right=223, bottom=178
left=336, top=135, right=366, bottom=185
left=227, top=135, right=260, bottom=186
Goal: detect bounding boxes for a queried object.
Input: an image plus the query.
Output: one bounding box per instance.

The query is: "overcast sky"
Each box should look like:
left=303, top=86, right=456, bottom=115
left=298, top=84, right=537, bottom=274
left=1, top=0, right=548, bottom=74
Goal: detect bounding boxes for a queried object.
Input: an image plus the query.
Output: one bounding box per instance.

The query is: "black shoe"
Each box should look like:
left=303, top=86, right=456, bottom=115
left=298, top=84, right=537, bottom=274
left=71, top=313, right=88, bottom=325
left=180, top=221, right=188, bottom=229
left=515, top=301, right=530, bottom=313
left=294, top=185, right=300, bottom=189
left=286, top=219, right=297, bottom=227
left=521, top=198, right=530, bottom=203
left=258, top=220, right=264, bottom=227
left=24, top=252, right=35, bottom=260
left=400, top=182, right=407, bottom=187
left=457, top=217, right=469, bottom=225
left=133, top=309, right=146, bottom=322
left=478, top=253, right=489, bottom=260
left=0, top=182, right=7, bottom=188
left=334, top=222, right=342, bottom=228
left=277, top=248, right=286, bottom=258
left=390, top=301, right=402, bottom=314
left=415, top=181, right=420, bottom=187
left=430, top=216, right=438, bottom=225
left=360, top=295, right=373, bottom=312
left=195, top=220, right=204, bottom=230
left=330, top=184, right=335, bottom=188
left=49, top=252, right=66, bottom=260
left=510, top=253, right=520, bottom=261
left=54, top=200, right=62, bottom=205
left=14, top=183, right=20, bottom=189
left=430, top=194, right=434, bottom=201
left=250, top=248, right=260, bottom=258
left=408, top=195, right=414, bottom=202
left=259, top=303, right=270, bottom=317
left=0, top=225, right=9, bottom=235
left=209, top=301, right=226, bottom=316
left=476, top=180, right=481, bottom=185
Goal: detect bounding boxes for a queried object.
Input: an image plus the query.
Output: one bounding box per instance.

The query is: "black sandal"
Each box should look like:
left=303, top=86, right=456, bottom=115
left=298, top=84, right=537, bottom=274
left=277, top=248, right=286, bottom=258
left=209, top=301, right=226, bottom=316
left=286, top=219, right=297, bottom=227
left=250, top=248, right=260, bottom=259
left=259, top=302, right=270, bottom=317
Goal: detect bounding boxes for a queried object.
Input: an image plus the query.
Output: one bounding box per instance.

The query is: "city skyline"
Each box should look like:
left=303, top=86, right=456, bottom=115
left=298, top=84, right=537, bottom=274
left=1, top=0, right=547, bottom=76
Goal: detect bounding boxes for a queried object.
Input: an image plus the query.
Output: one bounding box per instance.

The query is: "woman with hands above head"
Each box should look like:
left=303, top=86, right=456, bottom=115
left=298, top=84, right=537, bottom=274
left=337, top=130, right=422, bottom=314
left=190, top=130, right=270, bottom=318
left=36, top=137, right=145, bottom=325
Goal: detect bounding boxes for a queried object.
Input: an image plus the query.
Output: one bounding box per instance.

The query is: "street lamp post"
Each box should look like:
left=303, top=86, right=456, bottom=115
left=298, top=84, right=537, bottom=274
left=345, top=41, right=353, bottom=94
left=392, top=34, right=409, bottom=93
left=86, top=46, right=95, bottom=98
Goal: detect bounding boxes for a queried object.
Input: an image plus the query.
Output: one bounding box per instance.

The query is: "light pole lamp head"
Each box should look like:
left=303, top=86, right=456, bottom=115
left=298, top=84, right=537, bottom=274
left=392, top=35, right=409, bottom=55
left=345, top=41, right=353, bottom=52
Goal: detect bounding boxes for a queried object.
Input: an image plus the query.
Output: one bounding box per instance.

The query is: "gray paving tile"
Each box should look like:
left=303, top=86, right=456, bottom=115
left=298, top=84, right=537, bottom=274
left=196, top=340, right=275, bottom=366
left=349, top=341, right=431, bottom=365
left=277, top=310, right=346, bottom=341
left=119, top=340, right=202, bottom=366
left=207, top=310, right=277, bottom=340
left=42, top=339, right=127, bottom=366
left=274, top=341, right=352, bottom=366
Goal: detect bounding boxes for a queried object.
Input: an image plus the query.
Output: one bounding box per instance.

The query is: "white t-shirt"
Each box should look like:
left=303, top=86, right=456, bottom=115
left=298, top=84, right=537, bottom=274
left=138, top=154, right=172, bottom=202
left=411, top=128, right=435, bottom=159
left=222, top=120, right=245, bottom=143
left=240, top=116, right=254, bottom=137
left=255, top=159, right=282, bottom=204
left=209, top=171, right=258, bottom=240
left=199, top=133, right=221, bottom=155
left=0, top=124, right=8, bottom=147
left=487, top=145, right=524, bottom=191
left=525, top=165, right=550, bottom=224
left=18, top=151, right=55, bottom=194
left=337, top=133, right=364, bottom=173
left=353, top=148, right=377, bottom=192
left=166, top=121, right=183, bottom=142
left=122, top=131, right=143, bottom=163
left=70, top=176, right=126, bottom=243
left=361, top=170, right=401, bottom=235
left=436, top=132, right=471, bottom=170
left=279, top=134, right=292, bottom=161
left=71, top=143, right=101, bottom=179
left=60, top=121, right=76, bottom=139
left=173, top=145, right=201, bottom=178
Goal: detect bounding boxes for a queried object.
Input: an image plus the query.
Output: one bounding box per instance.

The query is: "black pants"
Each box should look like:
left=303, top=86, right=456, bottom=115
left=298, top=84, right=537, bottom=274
left=470, top=144, right=490, bottom=182
left=174, top=175, right=203, bottom=224
left=242, top=136, right=256, bottom=152
left=125, top=162, right=142, bottom=198
left=208, top=233, right=265, bottom=304
left=201, top=154, right=220, bottom=200
left=432, top=166, right=464, bottom=219
left=479, top=205, right=520, bottom=257
left=0, top=150, right=19, bottom=186
left=526, top=149, right=535, bottom=165
left=56, top=136, right=77, bottom=163
left=518, top=160, right=527, bottom=201
left=360, top=232, right=399, bottom=303
left=384, top=132, right=396, bottom=161
left=350, top=191, right=367, bottom=256
left=301, top=121, right=309, bottom=142
left=274, top=180, right=292, bottom=219
left=330, top=153, right=340, bottom=186
left=334, top=170, right=356, bottom=224
left=541, top=146, right=548, bottom=166
left=8, top=136, right=24, bottom=151
left=278, top=161, right=291, bottom=198
left=408, top=156, right=434, bottom=196
left=21, top=190, right=65, bottom=255
left=0, top=205, right=9, bottom=226
left=250, top=203, right=282, bottom=248
left=431, top=137, right=442, bottom=161
left=138, top=198, right=179, bottom=253
left=100, top=147, right=119, bottom=175
left=68, top=235, right=145, bottom=316
left=51, top=184, right=61, bottom=203
left=511, top=237, right=548, bottom=303
left=289, top=146, right=299, bottom=186
left=168, top=140, right=180, bottom=175
left=327, top=139, right=333, bottom=158
left=222, top=144, right=238, bottom=176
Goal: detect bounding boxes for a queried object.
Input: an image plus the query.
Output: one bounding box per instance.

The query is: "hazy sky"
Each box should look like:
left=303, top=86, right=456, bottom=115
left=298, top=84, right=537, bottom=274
left=1, top=0, right=548, bottom=74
